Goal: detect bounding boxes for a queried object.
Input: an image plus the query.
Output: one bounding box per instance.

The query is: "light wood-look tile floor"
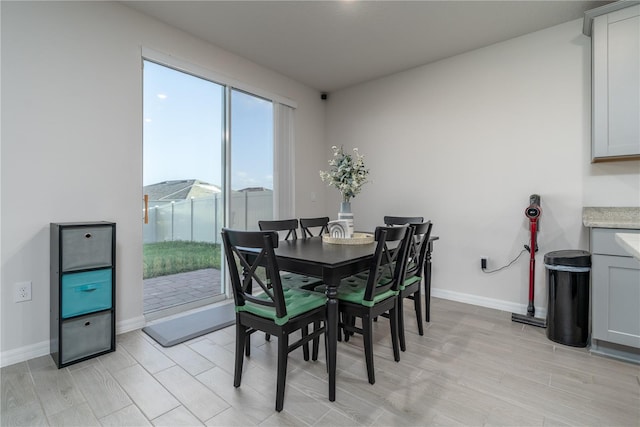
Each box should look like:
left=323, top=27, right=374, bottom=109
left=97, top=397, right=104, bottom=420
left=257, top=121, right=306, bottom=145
left=2, top=297, right=639, bottom=426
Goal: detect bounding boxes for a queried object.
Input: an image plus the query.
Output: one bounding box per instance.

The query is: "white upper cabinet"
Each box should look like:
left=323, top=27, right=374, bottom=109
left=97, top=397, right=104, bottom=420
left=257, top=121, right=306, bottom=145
left=591, top=4, right=640, bottom=161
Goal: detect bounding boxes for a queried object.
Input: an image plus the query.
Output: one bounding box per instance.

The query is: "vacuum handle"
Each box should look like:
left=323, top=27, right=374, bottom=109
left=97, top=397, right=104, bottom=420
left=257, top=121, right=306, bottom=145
left=525, top=194, right=541, bottom=220
left=529, top=194, right=540, bottom=207
left=525, top=194, right=541, bottom=252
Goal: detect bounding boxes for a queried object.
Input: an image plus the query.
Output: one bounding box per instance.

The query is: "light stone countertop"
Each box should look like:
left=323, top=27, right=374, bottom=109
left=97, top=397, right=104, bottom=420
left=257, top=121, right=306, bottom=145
left=582, top=207, right=640, bottom=229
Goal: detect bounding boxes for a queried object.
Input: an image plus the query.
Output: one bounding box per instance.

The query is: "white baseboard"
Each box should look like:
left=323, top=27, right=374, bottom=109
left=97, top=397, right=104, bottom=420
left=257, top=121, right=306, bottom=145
left=431, top=287, right=548, bottom=318
left=0, top=315, right=147, bottom=368
left=0, top=340, right=50, bottom=368
left=116, top=315, right=147, bottom=335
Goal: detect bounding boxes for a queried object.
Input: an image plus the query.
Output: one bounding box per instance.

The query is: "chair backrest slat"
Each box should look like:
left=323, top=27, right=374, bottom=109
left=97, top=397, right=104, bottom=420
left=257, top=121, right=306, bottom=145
left=383, top=216, right=432, bottom=281
left=258, top=219, right=299, bottom=241
left=300, top=217, right=330, bottom=238
left=407, top=221, right=433, bottom=279
left=384, top=216, right=424, bottom=226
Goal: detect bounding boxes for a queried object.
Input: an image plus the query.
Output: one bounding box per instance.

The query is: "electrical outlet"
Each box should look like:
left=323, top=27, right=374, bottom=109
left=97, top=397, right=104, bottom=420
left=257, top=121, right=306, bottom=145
left=14, top=281, right=32, bottom=302
left=481, top=257, right=488, bottom=269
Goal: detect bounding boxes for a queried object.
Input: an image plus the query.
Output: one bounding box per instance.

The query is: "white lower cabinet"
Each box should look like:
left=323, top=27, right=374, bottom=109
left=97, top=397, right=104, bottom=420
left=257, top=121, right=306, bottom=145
left=590, top=228, right=640, bottom=362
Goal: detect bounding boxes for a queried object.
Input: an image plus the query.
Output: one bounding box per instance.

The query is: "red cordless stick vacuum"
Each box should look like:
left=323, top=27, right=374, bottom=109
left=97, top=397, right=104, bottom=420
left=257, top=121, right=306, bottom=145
left=512, top=194, right=547, bottom=328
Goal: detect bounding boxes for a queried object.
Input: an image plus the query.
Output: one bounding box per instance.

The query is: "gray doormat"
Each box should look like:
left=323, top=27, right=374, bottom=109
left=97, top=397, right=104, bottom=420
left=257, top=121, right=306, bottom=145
left=143, top=303, right=235, bottom=347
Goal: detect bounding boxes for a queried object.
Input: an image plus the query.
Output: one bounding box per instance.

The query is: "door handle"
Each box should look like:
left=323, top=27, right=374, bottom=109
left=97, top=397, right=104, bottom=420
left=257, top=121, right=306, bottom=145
left=144, top=194, right=149, bottom=224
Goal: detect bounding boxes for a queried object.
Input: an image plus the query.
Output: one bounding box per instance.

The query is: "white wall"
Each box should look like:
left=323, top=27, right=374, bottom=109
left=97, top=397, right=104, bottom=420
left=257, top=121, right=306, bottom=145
left=0, top=1, right=327, bottom=365
left=326, top=19, right=640, bottom=313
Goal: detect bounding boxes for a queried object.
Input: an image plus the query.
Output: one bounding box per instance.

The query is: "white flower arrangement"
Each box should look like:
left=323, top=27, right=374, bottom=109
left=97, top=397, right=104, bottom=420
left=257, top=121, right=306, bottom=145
left=319, top=145, right=369, bottom=203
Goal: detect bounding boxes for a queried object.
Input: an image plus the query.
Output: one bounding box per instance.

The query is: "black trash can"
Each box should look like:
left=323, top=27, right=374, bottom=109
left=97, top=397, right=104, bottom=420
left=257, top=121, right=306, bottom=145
left=545, top=250, right=591, bottom=347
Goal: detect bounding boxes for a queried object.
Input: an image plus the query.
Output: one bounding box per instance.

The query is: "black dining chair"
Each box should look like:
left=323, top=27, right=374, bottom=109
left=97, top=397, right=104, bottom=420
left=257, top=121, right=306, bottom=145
left=258, top=219, right=299, bottom=240
left=317, top=225, right=413, bottom=384
left=258, top=219, right=323, bottom=348
left=393, top=221, right=433, bottom=350
left=221, top=228, right=327, bottom=412
left=383, top=216, right=432, bottom=350
left=258, top=219, right=323, bottom=290
left=353, top=216, right=424, bottom=282
left=299, top=217, right=330, bottom=238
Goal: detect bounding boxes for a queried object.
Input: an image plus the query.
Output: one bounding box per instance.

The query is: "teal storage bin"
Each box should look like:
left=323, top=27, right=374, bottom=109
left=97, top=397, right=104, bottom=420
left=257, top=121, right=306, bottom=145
left=61, top=269, right=112, bottom=318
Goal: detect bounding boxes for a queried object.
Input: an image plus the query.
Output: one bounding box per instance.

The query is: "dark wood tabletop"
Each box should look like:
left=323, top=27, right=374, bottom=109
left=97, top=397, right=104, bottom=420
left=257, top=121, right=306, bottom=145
left=273, top=237, right=376, bottom=280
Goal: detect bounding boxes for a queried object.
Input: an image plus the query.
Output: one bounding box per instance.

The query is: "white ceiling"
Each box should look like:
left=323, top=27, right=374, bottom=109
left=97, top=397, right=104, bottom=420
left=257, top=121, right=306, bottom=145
left=122, top=0, right=611, bottom=92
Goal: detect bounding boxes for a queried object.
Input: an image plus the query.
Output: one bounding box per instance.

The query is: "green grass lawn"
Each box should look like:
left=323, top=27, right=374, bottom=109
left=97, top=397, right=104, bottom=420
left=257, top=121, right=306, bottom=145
left=143, top=241, right=221, bottom=279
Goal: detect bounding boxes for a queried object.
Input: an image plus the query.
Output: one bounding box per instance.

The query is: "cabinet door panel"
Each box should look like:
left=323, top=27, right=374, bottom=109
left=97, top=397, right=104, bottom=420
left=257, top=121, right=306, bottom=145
left=608, top=13, right=640, bottom=153
left=592, top=255, right=640, bottom=348
left=592, top=5, right=640, bottom=160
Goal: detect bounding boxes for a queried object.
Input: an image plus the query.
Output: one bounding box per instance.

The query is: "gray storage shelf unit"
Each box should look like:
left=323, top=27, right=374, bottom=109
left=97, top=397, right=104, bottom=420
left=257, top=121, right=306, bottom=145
left=50, top=221, right=116, bottom=368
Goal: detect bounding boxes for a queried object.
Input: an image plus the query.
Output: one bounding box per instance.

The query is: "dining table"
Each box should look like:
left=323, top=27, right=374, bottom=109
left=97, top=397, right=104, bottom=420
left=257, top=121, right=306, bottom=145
left=264, top=233, right=439, bottom=401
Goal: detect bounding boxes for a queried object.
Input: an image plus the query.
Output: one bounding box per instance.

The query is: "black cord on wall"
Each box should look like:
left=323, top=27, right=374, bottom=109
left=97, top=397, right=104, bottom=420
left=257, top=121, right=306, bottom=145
left=481, top=248, right=528, bottom=273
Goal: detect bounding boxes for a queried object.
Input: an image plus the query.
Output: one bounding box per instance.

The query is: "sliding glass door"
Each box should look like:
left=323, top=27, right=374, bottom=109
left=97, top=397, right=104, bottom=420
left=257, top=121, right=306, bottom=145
left=142, top=60, right=274, bottom=319
left=229, top=89, right=274, bottom=230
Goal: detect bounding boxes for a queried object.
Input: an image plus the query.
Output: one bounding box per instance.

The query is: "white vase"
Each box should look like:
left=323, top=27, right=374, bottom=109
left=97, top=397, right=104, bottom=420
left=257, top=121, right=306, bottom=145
left=338, top=201, right=354, bottom=237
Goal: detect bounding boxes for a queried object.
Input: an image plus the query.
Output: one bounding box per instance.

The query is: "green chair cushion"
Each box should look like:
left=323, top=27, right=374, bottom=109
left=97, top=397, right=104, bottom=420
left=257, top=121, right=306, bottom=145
left=354, top=272, right=370, bottom=280
left=281, top=273, right=323, bottom=289
left=236, top=288, right=327, bottom=326
left=400, top=274, right=421, bottom=291
left=354, top=265, right=386, bottom=281
left=380, top=260, right=421, bottom=290
left=315, top=277, right=398, bottom=308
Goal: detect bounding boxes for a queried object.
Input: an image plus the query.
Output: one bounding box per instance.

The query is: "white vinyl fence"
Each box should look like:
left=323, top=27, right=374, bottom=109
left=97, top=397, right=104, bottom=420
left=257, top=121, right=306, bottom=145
left=143, top=191, right=273, bottom=244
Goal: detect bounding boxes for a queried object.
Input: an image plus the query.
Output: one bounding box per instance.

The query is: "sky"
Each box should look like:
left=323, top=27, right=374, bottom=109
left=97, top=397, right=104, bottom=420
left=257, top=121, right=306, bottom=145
left=143, top=60, right=273, bottom=191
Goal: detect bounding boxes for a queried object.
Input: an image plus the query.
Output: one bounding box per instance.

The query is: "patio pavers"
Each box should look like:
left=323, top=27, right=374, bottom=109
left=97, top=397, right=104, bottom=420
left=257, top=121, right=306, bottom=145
left=143, top=268, right=224, bottom=313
